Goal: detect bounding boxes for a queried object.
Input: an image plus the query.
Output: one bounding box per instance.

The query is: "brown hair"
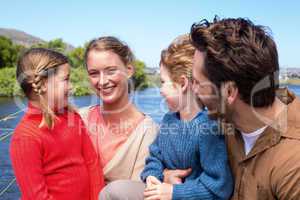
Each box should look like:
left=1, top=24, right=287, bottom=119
left=190, top=17, right=279, bottom=107
left=17, top=48, right=69, bottom=128
left=160, top=34, right=195, bottom=83
left=84, top=36, right=135, bottom=66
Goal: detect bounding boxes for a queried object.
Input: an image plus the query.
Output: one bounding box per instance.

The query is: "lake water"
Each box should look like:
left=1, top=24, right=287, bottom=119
left=0, top=86, right=300, bottom=199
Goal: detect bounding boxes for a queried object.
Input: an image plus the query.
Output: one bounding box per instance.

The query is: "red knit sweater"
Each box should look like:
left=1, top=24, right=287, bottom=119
left=10, top=102, right=105, bottom=200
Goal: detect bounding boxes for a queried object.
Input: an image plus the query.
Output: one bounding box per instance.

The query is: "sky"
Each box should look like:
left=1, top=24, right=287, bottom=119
left=1, top=0, right=299, bottom=68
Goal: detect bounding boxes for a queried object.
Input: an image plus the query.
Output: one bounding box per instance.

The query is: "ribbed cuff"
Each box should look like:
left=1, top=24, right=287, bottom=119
left=172, top=183, right=213, bottom=200
left=140, top=171, right=164, bottom=183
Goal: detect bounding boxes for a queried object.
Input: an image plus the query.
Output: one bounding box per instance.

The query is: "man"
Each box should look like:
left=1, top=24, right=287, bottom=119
left=189, top=17, right=300, bottom=199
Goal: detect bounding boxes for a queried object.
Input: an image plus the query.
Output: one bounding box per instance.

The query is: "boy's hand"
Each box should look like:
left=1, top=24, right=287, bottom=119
left=144, top=182, right=173, bottom=200
left=163, top=168, right=192, bottom=184
left=146, top=176, right=161, bottom=188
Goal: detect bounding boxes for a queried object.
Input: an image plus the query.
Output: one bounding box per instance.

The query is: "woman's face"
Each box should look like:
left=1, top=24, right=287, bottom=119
left=86, top=50, right=133, bottom=105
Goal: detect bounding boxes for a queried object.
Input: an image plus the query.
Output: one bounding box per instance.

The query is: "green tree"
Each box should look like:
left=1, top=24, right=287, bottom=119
left=133, top=60, right=149, bottom=90
left=0, top=67, right=22, bottom=96
left=33, top=38, right=66, bottom=53
left=0, top=36, right=19, bottom=68
left=48, top=38, right=66, bottom=52
left=68, top=46, right=85, bottom=68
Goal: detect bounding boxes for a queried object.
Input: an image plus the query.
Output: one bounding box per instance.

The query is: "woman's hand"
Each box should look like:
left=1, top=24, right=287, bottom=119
left=163, top=168, right=192, bottom=184
left=144, top=176, right=173, bottom=200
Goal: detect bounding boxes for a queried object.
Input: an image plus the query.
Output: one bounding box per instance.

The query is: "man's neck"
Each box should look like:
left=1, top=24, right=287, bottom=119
left=233, top=98, right=286, bottom=133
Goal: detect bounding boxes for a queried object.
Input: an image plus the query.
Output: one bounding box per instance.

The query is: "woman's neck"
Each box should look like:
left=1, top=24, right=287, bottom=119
left=102, top=95, right=142, bottom=123
left=102, top=91, right=130, bottom=112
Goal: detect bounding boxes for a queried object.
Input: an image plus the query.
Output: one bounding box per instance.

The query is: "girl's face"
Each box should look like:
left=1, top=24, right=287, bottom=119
left=86, top=50, right=134, bottom=105
left=44, top=63, right=71, bottom=111
left=160, top=65, right=183, bottom=112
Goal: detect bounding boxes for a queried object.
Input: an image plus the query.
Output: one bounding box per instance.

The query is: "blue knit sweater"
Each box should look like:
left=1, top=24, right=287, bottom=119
left=140, top=110, right=233, bottom=200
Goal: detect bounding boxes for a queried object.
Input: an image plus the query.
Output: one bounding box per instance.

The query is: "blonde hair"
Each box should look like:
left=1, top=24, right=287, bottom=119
left=160, top=34, right=195, bottom=83
left=84, top=36, right=135, bottom=66
left=17, top=48, right=70, bottom=129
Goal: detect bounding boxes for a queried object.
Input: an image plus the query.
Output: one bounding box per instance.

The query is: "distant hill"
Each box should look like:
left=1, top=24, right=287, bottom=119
left=0, top=28, right=74, bottom=52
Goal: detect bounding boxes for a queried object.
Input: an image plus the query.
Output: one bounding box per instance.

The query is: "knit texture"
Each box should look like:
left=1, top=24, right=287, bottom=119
left=10, top=102, right=105, bottom=200
left=141, top=110, right=233, bottom=200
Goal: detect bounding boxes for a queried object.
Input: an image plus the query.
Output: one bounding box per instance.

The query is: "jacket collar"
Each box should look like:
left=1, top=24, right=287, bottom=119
left=230, top=88, right=300, bottom=163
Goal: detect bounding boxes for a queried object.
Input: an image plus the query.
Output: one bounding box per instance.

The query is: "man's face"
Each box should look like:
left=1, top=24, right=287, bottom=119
left=192, top=50, right=231, bottom=120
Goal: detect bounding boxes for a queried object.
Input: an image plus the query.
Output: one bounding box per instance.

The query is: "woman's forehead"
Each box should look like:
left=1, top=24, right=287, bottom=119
left=87, top=50, right=125, bottom=69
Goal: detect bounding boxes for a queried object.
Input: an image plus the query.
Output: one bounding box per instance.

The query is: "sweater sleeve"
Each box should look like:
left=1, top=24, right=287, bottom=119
left=140, top=134, right=165, bottom=182
left=172, top=128, right=233, bottom=200
left=10, top=136, right=54, bottom=200
left=81, top=122, right=105, bottom=200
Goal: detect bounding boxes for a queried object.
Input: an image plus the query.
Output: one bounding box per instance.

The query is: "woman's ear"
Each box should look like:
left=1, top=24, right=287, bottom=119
left=126, top=64, right=135, bottom=79
left=179, top=75, right=189, bottom=93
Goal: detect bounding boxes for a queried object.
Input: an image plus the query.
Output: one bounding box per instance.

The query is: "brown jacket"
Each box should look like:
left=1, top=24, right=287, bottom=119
left=225, top=89, right=300, bottom=200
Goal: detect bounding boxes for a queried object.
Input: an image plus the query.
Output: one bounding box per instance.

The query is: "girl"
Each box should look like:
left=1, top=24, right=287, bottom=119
left=10, top=48, right=105, bottom=200
left=141, top=34, right=233, bottom=200
left=81, top=36, right=158, bottom=184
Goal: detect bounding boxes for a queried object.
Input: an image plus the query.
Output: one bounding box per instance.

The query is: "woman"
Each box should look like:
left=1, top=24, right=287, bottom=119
left=80, top=36, right=158, bottom=183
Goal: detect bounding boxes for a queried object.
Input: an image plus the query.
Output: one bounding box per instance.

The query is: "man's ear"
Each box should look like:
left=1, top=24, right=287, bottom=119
left=179, top=75, right=189, bottom=93
left=222, top=81, right=238, bottom=105
left=126, top=64, right=135, bottom=79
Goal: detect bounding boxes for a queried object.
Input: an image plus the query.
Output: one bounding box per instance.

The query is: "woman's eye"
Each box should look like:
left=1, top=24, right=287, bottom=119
left=106, top=69, right=117, bottom=75
left=89, top=72, right=98, bottom=77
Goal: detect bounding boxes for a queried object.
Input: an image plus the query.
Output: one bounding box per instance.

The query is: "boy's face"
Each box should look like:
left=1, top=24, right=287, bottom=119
left=159, top=65, right=182, bottom=112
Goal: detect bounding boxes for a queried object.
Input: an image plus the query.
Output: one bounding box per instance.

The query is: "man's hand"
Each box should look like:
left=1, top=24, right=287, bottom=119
left=144, top=182, right=173, bottom=200
left=163, top=168, right=192, bottom=184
